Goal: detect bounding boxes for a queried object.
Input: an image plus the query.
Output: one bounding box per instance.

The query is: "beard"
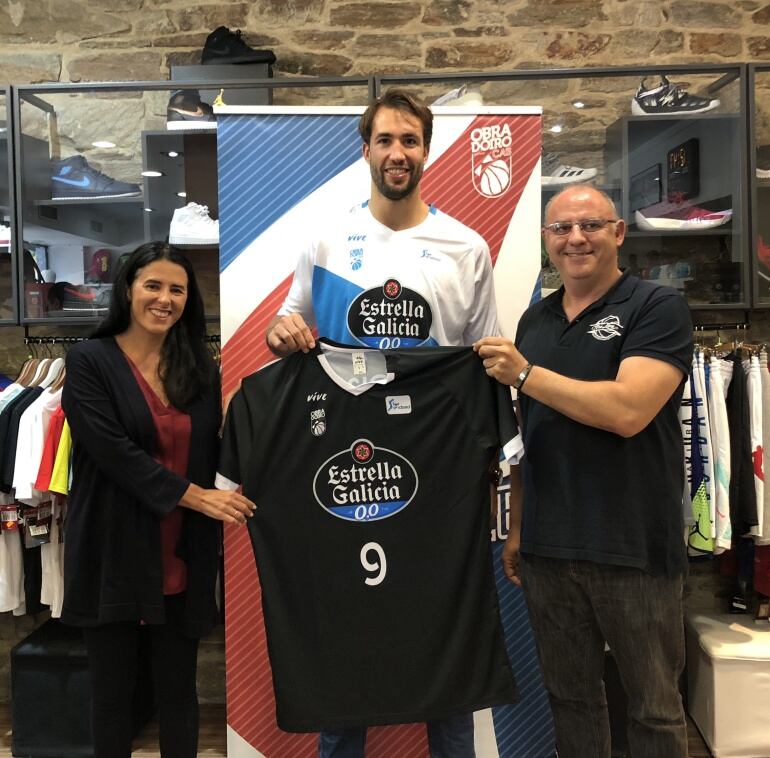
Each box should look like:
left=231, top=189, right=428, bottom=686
left=371, top=161, right=424, bottom=201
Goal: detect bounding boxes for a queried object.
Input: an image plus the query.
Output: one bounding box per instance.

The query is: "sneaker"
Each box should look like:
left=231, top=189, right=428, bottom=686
left=53, top=283, right=111, bottom=312
left=635, top=199, right=732, bottom=231
left=167, top=89, right=216, bottom=130
left=201, top=26, right=276, bottom=66
left=51, top=155, right=141, bottom=200
left=758, top=236, right=770, bottom=270
left=632, top=75, right=719, bottom=116
left=541, top=152, right=598, bottom=186
left=432, top=84, right=483, bottom=106
left=0, top=223, right=9, bottom=245
left=169, top=202, right=219, bottom=245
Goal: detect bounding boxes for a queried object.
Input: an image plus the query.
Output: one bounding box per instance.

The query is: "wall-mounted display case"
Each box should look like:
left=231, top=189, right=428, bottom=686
left=0, top=64, right=754, bottom=326
left=749, top=64, right=770, bottom=308
left=11, top=77, right=372, bottom=325
left=1, top=86, right=18, bottom=325
left=378, top=65, right=748, bottom=310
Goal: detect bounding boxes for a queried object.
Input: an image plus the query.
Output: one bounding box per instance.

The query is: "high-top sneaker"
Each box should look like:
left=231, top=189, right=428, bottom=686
left=201, top=26, right=276, bottom=66
left=167, top=90, right=216, bottom=130
left=632, top=75, right=719, bottom=116
left=169, top=202, right=219, bottom=245
left=51, top=155, right=141, bottom=200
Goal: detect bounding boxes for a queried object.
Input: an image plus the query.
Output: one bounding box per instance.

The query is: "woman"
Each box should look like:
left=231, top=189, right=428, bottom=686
left=61, top=242, right=254, bottom=757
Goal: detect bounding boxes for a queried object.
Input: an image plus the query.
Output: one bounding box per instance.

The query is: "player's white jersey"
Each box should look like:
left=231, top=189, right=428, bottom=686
left=278, top=202, right=499, bottom=348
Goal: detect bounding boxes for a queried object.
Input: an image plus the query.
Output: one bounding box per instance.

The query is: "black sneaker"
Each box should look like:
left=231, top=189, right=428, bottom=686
left=51, top=155, right=141, bottom=200
left=632, top=75, right=719, bottom=116
left=167, top=89, right=216, bottom=130
left=201, top=26, right=276, bottom=66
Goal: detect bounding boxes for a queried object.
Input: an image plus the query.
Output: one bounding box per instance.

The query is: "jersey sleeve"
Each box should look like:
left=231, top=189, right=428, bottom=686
left=621, top=289, right=693, bottom=377
left=442, top=351, right=523, bottom=465
left=461, top=239, right=500, bottom=345
left=216, top=387, right=254, bottom=492
left=276, top=237, right=319, bottom=329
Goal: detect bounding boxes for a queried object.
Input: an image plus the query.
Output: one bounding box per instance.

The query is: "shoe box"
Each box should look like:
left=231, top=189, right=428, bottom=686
left=0, top=133, right=51, bottom=202
left=171, top=63, right=272, bottom=107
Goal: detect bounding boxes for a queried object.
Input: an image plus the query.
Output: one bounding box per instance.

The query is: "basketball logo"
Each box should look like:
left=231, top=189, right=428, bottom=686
left=475, top=156, right=511, bottom=198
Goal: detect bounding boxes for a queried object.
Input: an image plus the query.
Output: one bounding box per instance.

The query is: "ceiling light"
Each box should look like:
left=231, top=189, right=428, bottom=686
left=177, top=191, right=187, bottom=198
left=92, top=140, right=116, bottom=148
left=572, top=101, right=585, bottom=109
left=167, top=151, right=180, bottom=158
left=549, top=124, right=563, bottom=134
left=141, top=170, right=164, bottom=178
left=143, top=207, right=153, bottom=213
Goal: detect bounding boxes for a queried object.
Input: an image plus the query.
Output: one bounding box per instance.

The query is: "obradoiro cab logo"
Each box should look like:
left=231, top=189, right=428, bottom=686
left=313, top=439, right=418, bottom=522
left=471, top=122, right=512, bottom=198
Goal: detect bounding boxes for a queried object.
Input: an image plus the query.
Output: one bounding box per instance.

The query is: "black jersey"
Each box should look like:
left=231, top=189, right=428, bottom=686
left=218, top=340, right=522, bottom=732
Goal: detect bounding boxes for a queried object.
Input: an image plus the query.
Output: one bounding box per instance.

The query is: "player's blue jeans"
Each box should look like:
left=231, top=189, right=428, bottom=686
left=519, top=554, right=687, bottom=758
left=317, top=713, right=475, bottom=758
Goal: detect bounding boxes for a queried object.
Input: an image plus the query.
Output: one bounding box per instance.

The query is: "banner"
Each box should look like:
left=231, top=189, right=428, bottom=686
left=217, top=105, right=553, bottom=757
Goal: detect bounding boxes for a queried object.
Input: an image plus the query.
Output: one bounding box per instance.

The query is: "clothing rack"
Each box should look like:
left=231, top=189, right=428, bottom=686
left=693, top=323, right=750, bottom=332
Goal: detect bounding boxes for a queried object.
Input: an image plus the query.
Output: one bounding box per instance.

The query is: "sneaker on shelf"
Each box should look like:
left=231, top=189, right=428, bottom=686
left=169, top=202, right=219, bottom=246
left=632, top=74, right=719, bottom=116
left=51, top=155, right=141, bottom=200
left=54, top=283, right=111, bottom=312
left=431, top=83, right=483, bottom=106
left=0, top=222, right=9, bottom=245
left=635, top=199, right=732, bottom=231
left=201, top=26, right=276, bottom=66
left=757, top=167, right=770, bottom=179
left=541, top=152, right=598, bottom=187
left=167, top=89, right=216, bottom=131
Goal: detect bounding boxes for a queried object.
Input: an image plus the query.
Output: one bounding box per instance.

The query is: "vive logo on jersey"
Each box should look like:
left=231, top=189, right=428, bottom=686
left=587, top=314, right=623, bottom=341
left=471, top=122, right=512, bottom=198
left=313, top=438, right=418, bottom=522
left=347, top=279, right=433, bottom=348
left=307, top=392, right=327, bottom=402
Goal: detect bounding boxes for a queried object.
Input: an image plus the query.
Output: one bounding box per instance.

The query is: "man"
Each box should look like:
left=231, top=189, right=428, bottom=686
left=475, top=185, right=692, bottom=758
left=266, top=89, right=499, bottom=758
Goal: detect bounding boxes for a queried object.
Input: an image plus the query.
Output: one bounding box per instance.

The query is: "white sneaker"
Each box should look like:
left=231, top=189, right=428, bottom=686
left=432, top=83, right=483, bottom=106
left=168, top=202, right=219, bottom=245
left=0, top=222, right=10, bottom=245
left=541, top=152, right=598, bottom=186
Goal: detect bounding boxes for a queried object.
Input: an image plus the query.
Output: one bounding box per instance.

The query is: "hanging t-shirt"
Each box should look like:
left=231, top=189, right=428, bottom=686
left=218, top=342, right=521, bottom=732
left=707, top=355, right=732, bottom=552
left=745, top=354, right=765, bottom=538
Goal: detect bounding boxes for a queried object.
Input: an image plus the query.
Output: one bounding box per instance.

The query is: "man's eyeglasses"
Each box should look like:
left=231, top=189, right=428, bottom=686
left=543, top=218, right=619, bottom=236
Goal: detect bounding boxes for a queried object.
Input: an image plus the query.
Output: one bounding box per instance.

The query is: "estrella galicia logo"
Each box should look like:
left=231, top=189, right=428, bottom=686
left=588, top=314, right=623, bottom=341
left=347, top=279, right=433, bottom=348
left=313, top=438, right=418, bottom=522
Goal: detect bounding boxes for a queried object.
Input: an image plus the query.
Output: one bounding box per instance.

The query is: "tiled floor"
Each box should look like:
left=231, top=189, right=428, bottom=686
left=0, top=704, right=712, bottom=757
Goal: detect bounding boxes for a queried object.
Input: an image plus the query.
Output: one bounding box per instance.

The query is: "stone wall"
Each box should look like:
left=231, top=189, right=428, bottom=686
left=0, top=0, right=764, bottom=705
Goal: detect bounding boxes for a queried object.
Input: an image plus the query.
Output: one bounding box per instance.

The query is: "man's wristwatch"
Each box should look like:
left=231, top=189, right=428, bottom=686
left=513, top=363, right=533, bottom=390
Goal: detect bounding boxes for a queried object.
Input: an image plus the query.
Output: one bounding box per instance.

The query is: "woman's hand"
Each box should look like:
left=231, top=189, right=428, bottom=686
left=180, top=484, right=256, bottom=524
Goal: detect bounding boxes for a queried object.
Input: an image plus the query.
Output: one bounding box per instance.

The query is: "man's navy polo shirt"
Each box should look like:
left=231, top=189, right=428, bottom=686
left=515, top=271, right=693, bottom=576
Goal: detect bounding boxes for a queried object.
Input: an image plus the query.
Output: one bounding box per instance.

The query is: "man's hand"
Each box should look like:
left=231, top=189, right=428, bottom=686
left=266, top=313, right=316, bottom=357
left=473, top=337, right=528, bottom=387
left=501, top=529, right=522, bottom=587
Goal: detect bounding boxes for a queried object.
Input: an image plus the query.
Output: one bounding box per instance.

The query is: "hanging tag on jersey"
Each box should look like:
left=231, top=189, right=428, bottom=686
left=352, top=352, right=366, bottom=376
left=0, top=504, right=19, bottom=531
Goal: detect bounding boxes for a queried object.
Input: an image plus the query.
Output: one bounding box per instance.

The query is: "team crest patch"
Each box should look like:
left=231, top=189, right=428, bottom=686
left=588, top=314, right=623, bottom=341
left=313, top=438, right=418, bottom=522
left=310, top=408, right=326, bottom=436
left=347, top=279, right=433, bottom=348
left=471, top=122, right=513, bottom=198
left=349, top=247, right=363, bottom=271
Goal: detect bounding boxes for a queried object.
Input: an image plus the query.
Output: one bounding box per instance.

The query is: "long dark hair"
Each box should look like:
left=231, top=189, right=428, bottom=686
left=92, top=241, right=215, bottom=409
